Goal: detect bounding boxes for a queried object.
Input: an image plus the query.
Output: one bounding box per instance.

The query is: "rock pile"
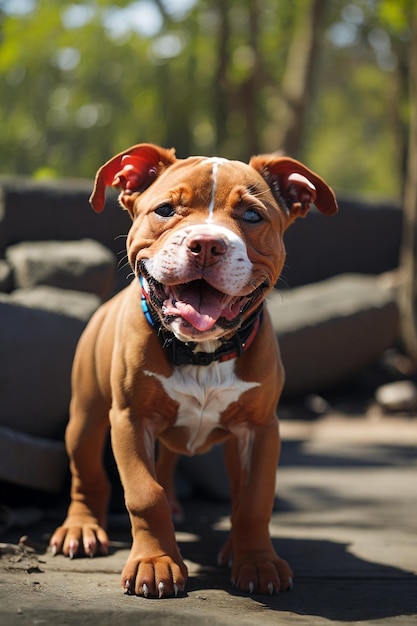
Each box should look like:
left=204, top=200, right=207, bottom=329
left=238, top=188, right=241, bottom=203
left=0, top=178, right=128, bottom=492
left=0, top=177, right=404, bottom=493
left=0, top=238, right=116, bottom=492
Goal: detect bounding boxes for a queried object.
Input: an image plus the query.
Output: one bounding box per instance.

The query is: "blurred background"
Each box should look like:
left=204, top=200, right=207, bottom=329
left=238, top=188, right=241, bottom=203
left=0, top=0, right=414, bottom=200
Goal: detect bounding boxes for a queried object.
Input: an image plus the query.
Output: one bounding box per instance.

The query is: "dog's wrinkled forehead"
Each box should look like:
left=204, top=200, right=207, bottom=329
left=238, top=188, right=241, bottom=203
left=155, top=155, right=268, bottom=217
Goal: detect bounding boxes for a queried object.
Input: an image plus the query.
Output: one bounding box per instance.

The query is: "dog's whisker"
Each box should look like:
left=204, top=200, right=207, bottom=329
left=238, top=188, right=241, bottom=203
left=117, top=256, right=129, bottom=270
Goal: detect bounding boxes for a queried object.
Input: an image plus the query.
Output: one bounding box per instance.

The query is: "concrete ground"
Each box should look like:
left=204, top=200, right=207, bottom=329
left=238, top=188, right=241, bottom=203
left=1, top=408, right=416, bottom=625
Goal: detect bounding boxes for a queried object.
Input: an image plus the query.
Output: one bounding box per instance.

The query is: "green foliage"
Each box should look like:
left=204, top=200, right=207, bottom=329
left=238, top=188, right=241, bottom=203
left=0, top=0, right=413, bottom=198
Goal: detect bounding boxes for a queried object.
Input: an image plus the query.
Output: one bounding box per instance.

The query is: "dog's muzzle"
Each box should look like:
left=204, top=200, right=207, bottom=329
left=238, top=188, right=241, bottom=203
left=139, top=261, right=267, bottom=335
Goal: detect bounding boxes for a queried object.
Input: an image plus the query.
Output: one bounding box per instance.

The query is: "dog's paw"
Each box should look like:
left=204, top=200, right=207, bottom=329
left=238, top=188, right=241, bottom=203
left=217, top=534, right=233, bottom=567
left=231, top=554, right=293, bottom=595
left=49, top=520, right=109, bottom=559
left=122, top=553, right=188, bottom=598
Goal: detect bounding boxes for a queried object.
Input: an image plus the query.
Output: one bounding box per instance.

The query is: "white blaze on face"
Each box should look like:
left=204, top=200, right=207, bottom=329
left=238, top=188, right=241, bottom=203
left=204, top=157, right=229, bottom=222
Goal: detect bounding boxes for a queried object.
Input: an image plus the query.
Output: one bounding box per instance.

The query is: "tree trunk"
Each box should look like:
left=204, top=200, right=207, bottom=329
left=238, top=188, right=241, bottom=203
left=239, top=0, right=262, bottom=157
left=399, top=11, right=417, bottom=361
left=213, top=0, right=231, bottom=153
left=274, top=0, right=327, bottom=157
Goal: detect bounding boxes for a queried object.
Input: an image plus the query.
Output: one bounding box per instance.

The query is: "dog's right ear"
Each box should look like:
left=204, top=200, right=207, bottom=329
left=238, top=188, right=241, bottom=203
left=89, top=144, right=176, bottom=213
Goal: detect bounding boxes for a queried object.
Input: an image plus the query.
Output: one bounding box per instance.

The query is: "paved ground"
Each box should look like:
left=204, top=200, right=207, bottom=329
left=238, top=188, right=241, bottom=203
left=1, top=407, right=416, bottom=625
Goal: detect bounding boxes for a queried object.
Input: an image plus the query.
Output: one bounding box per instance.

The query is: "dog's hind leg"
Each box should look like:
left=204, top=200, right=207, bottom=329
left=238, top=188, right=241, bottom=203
left=50, top=310, right=112, bottom=559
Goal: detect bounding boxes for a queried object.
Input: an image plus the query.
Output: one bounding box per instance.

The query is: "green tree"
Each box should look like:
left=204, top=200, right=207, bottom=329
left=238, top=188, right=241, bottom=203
left=0, top=0, right=412, bottom=202
left=398, top=4, right=417, bottom=361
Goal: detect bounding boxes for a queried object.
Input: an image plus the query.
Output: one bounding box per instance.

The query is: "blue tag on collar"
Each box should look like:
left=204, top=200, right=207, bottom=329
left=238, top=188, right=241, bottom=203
left=140, top=276, right=155, bottom=327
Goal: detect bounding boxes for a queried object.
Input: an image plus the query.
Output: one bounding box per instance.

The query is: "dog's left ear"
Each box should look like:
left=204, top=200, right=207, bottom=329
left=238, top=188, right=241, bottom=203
left=250, top=154, right=338, bottom=219
left=89, top=143, right=176, bottom=213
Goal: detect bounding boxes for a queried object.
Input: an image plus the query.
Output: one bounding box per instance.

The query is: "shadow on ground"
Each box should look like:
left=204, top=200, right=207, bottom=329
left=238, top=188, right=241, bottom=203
left=173, top=499, right=417, bottom=623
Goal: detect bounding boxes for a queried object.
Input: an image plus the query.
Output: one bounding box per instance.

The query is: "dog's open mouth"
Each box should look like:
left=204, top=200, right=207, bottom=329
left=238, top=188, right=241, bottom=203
left=163, top=281, right=245, bottom=331
left=140, top=263, right=263, bottom=332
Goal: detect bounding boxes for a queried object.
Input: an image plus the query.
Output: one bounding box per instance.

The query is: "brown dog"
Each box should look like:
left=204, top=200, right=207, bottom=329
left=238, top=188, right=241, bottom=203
left=50, top=144, right=337, bottom=598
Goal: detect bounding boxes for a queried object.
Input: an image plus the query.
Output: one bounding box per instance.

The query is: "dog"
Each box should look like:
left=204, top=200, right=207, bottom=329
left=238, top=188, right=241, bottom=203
left=50, top=143, right=338, bottom=598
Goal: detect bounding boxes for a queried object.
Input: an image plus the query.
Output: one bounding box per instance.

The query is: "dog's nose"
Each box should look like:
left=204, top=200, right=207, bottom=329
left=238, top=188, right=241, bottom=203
left=186, top=233, right=227, bottom=266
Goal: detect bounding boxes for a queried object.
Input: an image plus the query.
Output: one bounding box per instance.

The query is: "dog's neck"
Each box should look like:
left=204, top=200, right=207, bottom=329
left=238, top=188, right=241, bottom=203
left=139, top=276, right=263, bottom=366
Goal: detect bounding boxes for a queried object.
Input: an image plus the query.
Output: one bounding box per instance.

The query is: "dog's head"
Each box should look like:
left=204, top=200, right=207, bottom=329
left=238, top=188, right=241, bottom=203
left=90, top=143, right=337, bottom=342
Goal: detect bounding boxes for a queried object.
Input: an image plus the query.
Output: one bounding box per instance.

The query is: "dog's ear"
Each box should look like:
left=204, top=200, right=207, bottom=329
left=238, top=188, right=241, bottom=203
left=250, top=154, right=338, bottom=219
left=89, top=144, right=176, bottom=213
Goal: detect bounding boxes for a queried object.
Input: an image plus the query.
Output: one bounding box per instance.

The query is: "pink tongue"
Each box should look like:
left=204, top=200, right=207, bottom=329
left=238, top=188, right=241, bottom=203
left=175, top=286, right=226, bottom=331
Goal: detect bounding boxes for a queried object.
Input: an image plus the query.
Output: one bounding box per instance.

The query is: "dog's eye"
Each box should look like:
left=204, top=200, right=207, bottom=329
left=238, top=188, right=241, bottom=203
left=242, top=208, right=263, bottom=223
left=154, top=203, right=176, bottom=218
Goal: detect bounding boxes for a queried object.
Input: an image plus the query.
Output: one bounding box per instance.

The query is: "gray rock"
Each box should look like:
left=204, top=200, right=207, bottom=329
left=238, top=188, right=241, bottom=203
left=269, top=273, right=399, bottom=396
left=375, top=380, right=417, bottom=412
left=0, top=287, right=100, bottom=439
left=6, top=239, right=116, bottom=299
left=0, top=176, right=131, bottom=258
left=0, top=426, right=67, bottom=493
left=0, top=259, right=13, bottom=292
left=281, top=196, right=402, bottom=288
left=9, top=284, right=101, bottom=320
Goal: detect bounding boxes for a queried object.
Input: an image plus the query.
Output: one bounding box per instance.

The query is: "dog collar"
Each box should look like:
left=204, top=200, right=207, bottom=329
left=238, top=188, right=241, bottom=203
left=139, top=276, right=263, bottom=366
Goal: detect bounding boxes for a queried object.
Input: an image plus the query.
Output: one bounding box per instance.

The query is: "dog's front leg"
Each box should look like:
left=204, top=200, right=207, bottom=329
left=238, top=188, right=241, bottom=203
left=156, top=444, right=184, bottom=523
left=221, top=420, right=293, bottom=595
left=110, top=408, right=188, bottom=598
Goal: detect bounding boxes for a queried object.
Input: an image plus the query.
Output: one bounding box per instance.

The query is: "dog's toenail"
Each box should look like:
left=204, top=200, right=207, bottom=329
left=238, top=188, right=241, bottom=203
left=158, top=581, right=165, bottom=598
left=124, top=579, right=132, bottom=595
left=143, top=583, right=149, bottom=598
left=248, top=581, right=254, bottom=594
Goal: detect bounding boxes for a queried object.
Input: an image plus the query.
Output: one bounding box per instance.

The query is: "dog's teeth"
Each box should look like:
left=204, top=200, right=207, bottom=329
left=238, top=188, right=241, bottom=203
left=158, top=581, right=165, bottom=598
left=142, top=583, right=149, bottom=598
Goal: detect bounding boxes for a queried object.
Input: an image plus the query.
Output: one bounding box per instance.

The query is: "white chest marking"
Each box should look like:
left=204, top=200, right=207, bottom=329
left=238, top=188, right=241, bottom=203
left=145, top=361, right=259, bottom=454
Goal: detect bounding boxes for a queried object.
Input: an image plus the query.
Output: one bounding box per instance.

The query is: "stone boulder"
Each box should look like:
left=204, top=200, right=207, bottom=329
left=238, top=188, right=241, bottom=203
left=268, top=273, right=399, bottom=397
left=6, top=239, right=117, bottom=300
left=0, top=427, right=67, bottom=493
left=0, top=176, right=130, bottom=258
left=0, top=286, right=100, bottom=439
left=0, top=286, right=101, bottom=492
left=281, top=197, right=402, bottom=288
left=0, top=259, right=12, bottom=292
